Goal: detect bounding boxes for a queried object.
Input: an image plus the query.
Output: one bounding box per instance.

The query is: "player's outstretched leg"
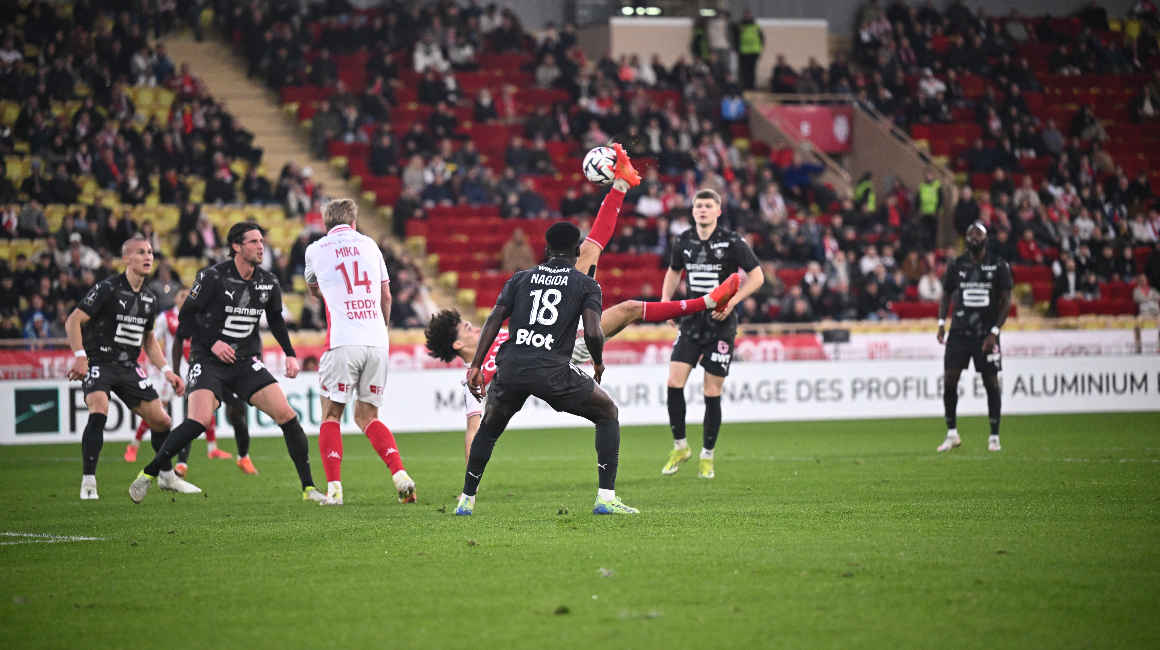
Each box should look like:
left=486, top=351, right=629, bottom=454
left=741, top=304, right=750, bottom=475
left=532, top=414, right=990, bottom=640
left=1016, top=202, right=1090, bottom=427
left=363, top=418, right=415, bottom=503
left=983, top=373, right=1002, bottom=451
left=938, top=368, right=963, bottom=452
left=125, top=418, right=150, bottom=462
left=567, top=384, right=638, bottom=514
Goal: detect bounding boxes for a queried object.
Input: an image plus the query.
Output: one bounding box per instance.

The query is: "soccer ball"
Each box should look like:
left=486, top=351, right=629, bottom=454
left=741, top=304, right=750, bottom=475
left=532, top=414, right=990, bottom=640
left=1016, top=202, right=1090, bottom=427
left=582, top=146, right=617, bottom=186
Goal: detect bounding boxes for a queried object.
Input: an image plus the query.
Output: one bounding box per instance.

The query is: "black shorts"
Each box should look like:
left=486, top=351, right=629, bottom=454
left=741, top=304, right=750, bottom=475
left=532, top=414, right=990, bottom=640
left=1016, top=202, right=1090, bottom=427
left=82, top=362, right=159, bottom=409
left=945, top=331, right=1002, bottom=374
left=487, top=363, right=595, bottom=416
left=221, top=389, right=247, bottom=410
left=186, top=354, right=278, bottom=404
left=671, top=330, right=735, bottom=377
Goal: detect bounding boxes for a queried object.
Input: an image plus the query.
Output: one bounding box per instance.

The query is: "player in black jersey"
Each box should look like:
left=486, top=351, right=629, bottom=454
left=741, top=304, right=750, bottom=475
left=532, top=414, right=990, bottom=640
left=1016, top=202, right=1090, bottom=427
left=65, top=236, right=198, bottom=500
left=936, top=222, right=1014, bottom=452
left=130, top=222, right=325, bottom=503
left=661, top=189, right=764, bottom=479
left=455, top=221, right=637, bottom=516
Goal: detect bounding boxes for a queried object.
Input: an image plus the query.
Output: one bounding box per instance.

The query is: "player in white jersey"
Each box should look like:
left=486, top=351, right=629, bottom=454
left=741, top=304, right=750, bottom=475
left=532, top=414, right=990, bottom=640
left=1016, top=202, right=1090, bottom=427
left=304, top=198, right=415, bottom=506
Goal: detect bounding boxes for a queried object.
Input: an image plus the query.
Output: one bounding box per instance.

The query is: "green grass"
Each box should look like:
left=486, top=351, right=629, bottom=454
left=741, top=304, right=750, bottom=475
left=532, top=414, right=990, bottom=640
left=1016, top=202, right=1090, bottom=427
left=1, top=413, right=1159, bottom=649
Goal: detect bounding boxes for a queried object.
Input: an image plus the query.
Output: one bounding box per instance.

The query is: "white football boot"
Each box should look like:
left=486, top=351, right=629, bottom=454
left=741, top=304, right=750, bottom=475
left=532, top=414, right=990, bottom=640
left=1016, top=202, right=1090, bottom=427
left=158, top=470, right=202, bottom=494
left=80, top=475, right=98, bottom=500
left=988, top=435, right=1001, bottom=451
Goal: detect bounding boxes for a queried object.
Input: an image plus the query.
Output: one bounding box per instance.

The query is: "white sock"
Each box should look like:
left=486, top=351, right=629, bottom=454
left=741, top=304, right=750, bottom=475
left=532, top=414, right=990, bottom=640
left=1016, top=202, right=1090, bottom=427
left=704, top=294, right=718, bottom=309
left=327, top=480, right=342, bottom=496
left=947, top=428, right=959, bottom=439
left=128, top=441, right=139, bottom=448
left=81, top=474, right=96, bottom=486
left=989, top=434, right=1000, bottom=440
left=158, top=469, right=175, bottom=480
left=207, top=441, right=218, bottom=452
left=700, top=448, right=714, bottom=460
left=460, top=493, right=475, bottom=505
left=598, top=488, right=616, bottom=502
left=674, top=438, right=688, bottom=450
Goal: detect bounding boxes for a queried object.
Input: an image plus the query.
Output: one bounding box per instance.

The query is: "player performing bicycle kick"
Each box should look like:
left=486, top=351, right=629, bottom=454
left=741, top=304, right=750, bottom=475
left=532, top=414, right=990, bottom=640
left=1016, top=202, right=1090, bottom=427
left=424, top=144, right=741, bottom=464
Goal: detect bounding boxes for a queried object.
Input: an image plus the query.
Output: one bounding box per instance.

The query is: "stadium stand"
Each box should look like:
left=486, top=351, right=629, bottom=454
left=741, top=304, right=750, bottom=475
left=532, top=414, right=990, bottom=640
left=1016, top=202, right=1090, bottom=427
left=213, top=0, right=1158, bottom=324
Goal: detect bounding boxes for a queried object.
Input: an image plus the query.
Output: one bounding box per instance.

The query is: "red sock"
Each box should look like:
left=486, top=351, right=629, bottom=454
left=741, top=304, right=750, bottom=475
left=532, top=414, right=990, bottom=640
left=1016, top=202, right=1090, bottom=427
left=641, top=297, right=708, bottom=322
left=319, top=420, right=343, bottom=482
left=205, top=418, right=216, bottom=442
left=585, top=187, right=625, bottom=250
left=134, top=419, right=149, bottom=442
left=364, top=419, right=404, bottom=474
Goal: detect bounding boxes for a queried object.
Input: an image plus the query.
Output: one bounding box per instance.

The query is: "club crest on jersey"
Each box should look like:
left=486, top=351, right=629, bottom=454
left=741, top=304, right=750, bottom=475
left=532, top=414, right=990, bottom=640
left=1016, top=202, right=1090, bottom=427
left=714, top=248, right=725, bottom=259
left=259, top=291, right=268, bottom=304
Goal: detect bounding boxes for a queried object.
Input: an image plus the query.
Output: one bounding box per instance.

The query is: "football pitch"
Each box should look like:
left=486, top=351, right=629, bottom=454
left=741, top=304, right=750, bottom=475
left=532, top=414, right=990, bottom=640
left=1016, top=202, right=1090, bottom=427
left=1, top=413, right=1157, bottom=649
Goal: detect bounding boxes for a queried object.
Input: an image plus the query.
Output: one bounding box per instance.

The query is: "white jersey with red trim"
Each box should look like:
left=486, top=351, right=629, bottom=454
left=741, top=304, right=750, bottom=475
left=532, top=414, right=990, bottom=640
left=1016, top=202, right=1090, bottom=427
left=304, top=223, right=391, bottom=350
left=463, top=329, right=509, bottom=419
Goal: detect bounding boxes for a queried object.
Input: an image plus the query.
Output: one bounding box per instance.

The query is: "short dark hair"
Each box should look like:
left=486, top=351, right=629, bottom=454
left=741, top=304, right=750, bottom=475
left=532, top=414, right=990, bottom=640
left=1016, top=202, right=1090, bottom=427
left=693, top=189, right=721, bottom=206
left=226, top=221, right=266, bottom=257
left=544, top=221, right=581, bottom=253
left=425, top=309, right=463, bottom=363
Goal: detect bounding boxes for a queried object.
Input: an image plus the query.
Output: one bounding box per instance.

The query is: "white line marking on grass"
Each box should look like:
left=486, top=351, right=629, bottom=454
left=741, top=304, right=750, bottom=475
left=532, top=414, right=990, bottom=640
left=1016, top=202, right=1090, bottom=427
left=0, top=532, right=105, bottom=546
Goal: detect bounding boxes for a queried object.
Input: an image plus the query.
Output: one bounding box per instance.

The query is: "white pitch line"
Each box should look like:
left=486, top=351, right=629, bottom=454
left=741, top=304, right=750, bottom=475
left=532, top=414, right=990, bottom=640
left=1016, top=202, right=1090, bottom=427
left=0, top=532, right=105, bottom=546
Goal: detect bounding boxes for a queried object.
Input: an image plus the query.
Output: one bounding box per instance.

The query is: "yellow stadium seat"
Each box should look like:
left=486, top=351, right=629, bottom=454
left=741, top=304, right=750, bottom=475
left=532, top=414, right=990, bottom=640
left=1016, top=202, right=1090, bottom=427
left=136, top=88, right=156, bottom=107
left=11, top=239, right=35, bottom=260
left=0, top=100, right=18, bottom=127
left=0, top=241, right=10, bottom=262
left=282, top=294, right=303, bottom=318
left=156, top=89, right=175, bottom=106
left=44, top=205, right=67, bottom=231
left=292, top=276, right=308, bottom=293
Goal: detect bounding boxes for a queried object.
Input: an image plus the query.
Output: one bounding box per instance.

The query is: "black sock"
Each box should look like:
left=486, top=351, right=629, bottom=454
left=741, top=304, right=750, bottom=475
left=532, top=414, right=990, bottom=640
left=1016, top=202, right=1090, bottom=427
left=279, top=417, right=315, bottom=490
left=149, top=428, right=173, bottom=472
left=667, top=387, right=686, bottom=441
left=986, top=381, right=1001, bottom=436
left=81, top=413, right=107, bottom=475
left=702, top=395, right=722, bottom=451
left=229, top=406, right=251, bottom=457
left=595, top=420, right=619, bottom=491
left=178, top=442, right=191, bottom=464
left=463, top=420, right=503, bottom=496
left=145, top=419, right=205, bottom=476
left=944, top=382, right=958, bottom=430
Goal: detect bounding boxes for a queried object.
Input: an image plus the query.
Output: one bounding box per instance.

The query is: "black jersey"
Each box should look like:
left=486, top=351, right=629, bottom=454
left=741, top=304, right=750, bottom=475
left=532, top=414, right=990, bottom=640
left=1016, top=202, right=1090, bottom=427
left=493, top=257, right=603, bottom=371
left=182, top=260, right=286, bottom=361
left=942, top=252, right=1013, bottom=338
left=669, top=224, right=760, bottom=340
left=77, top=273, right=158, bottom=365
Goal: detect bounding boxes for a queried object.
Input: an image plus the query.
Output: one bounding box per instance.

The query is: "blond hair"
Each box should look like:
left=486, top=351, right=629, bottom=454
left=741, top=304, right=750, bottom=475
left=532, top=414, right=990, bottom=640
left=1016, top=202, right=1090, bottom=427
left=323, top=198, right=358, bottom=231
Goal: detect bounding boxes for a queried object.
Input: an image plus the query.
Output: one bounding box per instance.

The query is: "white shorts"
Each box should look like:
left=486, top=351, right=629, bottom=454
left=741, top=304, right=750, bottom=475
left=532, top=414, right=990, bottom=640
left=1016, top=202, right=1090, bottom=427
left=148, top=370, right=174, bottom=402
left=571, top=324, right=591, bottom=365
left=319, top=346, right=390, bottom=407
left=147, top=360, right=187, bottom=403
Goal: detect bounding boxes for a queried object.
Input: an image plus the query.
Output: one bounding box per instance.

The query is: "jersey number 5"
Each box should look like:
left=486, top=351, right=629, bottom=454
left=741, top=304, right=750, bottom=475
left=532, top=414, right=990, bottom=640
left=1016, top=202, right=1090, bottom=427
left=962, top=288, right=990, bottom=307
left=528, top=289, right=561, bottom=325
left=114, top=322, right=145, bottom=346
left=336, top=261, right=372, bottom=294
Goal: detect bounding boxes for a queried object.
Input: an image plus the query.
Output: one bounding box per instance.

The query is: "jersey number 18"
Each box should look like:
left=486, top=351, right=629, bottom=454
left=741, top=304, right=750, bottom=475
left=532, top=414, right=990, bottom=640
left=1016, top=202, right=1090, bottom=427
left=528, top=289, right=561, bottom=325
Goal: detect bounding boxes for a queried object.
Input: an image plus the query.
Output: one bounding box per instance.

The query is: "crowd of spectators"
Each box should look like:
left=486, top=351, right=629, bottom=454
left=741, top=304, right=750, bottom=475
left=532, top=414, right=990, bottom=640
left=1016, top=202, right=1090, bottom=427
left=216, top=0, right=1160, bottom=324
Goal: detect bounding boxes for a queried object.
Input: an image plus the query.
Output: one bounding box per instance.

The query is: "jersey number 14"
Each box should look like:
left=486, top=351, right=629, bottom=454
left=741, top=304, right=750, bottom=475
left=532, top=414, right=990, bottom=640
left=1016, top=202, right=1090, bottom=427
left=336, top=261, right=372, bottom=294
